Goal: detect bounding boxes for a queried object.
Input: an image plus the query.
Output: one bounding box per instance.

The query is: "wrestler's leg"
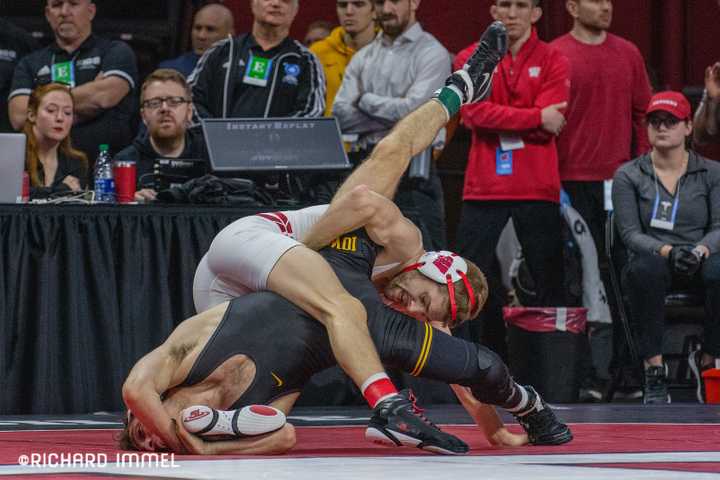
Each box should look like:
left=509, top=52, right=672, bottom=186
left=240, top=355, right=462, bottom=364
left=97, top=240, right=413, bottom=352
left=334, top=21, right=508, bottom=201
left=370, top=313, right=572, bottom=445
left=267, top=246, right=391, bottom=400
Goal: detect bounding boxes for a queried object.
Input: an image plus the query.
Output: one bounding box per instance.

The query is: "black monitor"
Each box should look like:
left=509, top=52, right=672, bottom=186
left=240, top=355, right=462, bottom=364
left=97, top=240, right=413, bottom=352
left=201, top=117, right=351, bottom=173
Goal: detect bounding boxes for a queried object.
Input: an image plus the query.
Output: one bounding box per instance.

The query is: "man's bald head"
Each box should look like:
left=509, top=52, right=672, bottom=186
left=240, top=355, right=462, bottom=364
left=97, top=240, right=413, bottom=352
left=192, top=3, right=235, bottom=55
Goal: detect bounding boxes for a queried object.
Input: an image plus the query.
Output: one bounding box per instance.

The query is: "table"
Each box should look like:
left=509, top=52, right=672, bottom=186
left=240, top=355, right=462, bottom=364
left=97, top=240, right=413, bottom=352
left=0, top=204, right=261, bottom=414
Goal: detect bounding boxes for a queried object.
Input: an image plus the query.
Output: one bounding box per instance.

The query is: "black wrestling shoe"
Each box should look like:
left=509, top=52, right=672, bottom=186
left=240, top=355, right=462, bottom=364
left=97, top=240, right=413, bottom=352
left=365, top=390, right=469, bottom=455
left=445, top=21, right=508, bottom=104
left=514, top=387, right=573, bottom=445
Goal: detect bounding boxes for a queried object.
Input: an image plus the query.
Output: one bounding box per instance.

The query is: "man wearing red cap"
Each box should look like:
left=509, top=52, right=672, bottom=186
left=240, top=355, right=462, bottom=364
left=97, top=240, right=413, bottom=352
left=612, top=91, right=720, bottom=404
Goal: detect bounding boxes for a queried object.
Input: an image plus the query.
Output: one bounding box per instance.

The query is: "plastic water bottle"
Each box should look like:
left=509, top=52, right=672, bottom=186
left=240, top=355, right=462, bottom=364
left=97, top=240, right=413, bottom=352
left=94, top=144, right=115, bottom=203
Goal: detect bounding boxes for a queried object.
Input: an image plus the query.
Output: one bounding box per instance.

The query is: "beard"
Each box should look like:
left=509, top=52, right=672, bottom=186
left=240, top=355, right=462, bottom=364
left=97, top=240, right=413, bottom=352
left=379, top=15, right=408, bottom=37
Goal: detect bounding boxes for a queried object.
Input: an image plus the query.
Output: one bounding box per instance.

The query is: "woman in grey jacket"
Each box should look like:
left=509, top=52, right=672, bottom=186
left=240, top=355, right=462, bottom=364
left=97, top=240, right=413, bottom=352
left=612, top=91, right=720, bottom=404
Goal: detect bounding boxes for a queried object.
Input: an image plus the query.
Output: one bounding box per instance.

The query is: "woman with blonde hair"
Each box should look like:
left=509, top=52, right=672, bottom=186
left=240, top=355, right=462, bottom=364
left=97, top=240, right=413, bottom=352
left=23, top=83, right=88, bottom=199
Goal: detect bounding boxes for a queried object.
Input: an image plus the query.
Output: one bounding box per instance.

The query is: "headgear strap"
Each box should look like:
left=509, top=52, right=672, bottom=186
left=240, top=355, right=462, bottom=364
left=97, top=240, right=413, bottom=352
left=401, top=251, right=477, bottom=324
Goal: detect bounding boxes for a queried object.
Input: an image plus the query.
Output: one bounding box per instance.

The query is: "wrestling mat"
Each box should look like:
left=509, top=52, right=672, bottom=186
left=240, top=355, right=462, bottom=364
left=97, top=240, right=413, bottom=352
left=1, top=403, right=718, bottom=479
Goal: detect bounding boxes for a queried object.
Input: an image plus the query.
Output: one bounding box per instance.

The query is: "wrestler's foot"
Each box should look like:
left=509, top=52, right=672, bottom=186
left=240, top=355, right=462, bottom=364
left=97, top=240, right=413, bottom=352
left=513, top=387, right=573, bottom=445
left=365, top=390, right=469, bottom=455
left=182, top=405, right=286, bottom=440
left=446, top=21, right=508, bottom=104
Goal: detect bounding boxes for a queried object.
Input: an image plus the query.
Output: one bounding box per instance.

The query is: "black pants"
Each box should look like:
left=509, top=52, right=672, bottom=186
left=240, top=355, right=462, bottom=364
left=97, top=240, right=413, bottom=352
left=455, top=200, right=566, bottom=356
left=395, top=172, right=447, bottom=251
left=622, top=252, right=720, bottom=359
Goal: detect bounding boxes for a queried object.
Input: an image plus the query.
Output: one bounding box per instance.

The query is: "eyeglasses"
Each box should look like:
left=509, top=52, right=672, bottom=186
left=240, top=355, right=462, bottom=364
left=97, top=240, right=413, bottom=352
left=647, top=115, right=682, bottom=130
left=142, top=96, right=190, bottom=110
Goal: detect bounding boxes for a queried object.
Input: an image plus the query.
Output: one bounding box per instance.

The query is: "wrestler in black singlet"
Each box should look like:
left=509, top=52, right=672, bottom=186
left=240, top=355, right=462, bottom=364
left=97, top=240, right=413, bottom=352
left=178, top=229, right=516, bottom=409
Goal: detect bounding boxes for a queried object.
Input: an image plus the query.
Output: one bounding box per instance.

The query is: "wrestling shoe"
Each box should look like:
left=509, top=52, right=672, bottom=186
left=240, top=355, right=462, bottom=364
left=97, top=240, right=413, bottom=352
left=182, top=405, right=286, bottom=440
left=514, top=387, right=573, bottom=445
left=445, top=20, right=508, bottom=104
left=365, top=389, right=469, bottom=455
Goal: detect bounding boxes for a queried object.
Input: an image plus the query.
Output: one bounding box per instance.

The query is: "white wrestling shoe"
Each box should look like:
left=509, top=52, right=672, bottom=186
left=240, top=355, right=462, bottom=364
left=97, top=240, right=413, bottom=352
left=182, top=405, right=286, bottom=440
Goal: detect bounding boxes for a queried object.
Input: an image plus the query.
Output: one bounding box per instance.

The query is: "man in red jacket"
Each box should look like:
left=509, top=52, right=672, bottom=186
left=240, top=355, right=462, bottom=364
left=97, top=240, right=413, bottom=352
left=550, top=0, right=652, bottom=401
left=453, top=0, right=569, bottom=357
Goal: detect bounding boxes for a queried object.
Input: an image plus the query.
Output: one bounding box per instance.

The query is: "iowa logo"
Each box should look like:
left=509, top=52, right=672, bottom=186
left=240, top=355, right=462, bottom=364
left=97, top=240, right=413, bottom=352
left=432, top=255, right=454, bottom=275
left=330, top=235, right=357, bottom=252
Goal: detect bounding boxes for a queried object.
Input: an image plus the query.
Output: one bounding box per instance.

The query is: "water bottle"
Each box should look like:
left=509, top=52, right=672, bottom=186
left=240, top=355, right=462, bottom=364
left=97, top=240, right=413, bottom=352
left=94, top=144, right=115, bottom=203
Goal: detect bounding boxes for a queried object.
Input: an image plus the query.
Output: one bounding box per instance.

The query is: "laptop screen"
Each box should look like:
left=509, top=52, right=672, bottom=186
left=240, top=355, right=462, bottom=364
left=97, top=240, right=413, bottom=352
left=201, top=117, right=351, bottom=173
left=0, top=134, right=26, bottom=204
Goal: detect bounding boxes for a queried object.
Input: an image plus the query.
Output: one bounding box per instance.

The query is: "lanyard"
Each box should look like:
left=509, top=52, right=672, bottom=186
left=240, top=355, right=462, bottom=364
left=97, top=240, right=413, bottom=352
left=650, top=166, right=682, bottom=229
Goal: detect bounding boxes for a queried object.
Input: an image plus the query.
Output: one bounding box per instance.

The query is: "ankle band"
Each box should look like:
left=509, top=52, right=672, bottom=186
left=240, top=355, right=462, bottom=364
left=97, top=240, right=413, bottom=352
left=435, top=86, right=463, bottom=118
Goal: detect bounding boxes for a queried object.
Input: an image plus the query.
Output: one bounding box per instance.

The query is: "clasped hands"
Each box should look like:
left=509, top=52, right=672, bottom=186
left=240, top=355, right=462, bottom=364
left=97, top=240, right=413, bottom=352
left=668, top=244, right=708, bottom=276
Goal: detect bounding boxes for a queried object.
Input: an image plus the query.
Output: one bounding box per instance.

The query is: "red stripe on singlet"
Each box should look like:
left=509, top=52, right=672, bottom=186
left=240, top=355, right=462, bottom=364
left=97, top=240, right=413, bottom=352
left=256, top=212, right=293, bottom=236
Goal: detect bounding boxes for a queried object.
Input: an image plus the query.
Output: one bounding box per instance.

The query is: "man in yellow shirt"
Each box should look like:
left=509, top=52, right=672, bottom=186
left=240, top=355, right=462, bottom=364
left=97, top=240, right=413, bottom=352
left=310, top=0, right=376, bottom=116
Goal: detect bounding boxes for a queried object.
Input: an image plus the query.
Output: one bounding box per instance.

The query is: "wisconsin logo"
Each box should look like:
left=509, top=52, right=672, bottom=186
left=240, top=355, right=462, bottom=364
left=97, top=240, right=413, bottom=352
left=183, top=408, right=210, bottom=422
left=330, top=235, right=358, bottom=252
left=432, top=255, right=454, bottom=275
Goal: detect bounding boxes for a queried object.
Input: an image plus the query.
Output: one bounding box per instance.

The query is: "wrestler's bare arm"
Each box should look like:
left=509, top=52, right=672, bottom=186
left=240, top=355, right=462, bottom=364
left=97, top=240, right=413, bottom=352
left=451, top=385, right=528, bottom=447
left=175, top=422, right=297, bottom=455
left=122, top=345, right=183, bottom=452
left=123, top=303, right=229, bottom=452
left=302, top=185, right=424, bottom=267
left=433, top=324, right=528, bottom=447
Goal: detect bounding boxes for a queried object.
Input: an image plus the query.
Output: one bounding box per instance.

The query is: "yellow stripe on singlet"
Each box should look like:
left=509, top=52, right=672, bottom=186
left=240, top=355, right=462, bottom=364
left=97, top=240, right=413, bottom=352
left=410, top=321, right=433, bottom=376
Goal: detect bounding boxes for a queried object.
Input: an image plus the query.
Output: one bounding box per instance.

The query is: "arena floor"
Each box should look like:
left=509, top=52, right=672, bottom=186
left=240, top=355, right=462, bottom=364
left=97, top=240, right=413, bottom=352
left=1, top=404, right=719, bottom=479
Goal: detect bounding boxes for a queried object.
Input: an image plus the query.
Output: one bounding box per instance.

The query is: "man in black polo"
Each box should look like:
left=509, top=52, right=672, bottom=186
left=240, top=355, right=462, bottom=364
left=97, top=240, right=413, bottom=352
left=0, top=18, right=38, bottom=133
left=8, top=0, right=138, bottom=162
left=188, top=0, right=325, bottom=120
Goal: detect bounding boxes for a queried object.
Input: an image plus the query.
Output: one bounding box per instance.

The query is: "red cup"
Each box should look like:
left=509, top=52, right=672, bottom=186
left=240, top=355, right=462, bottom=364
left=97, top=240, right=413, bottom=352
left=113, top=161, right=137, bottom=203
left=21, top=171, right=29, bottom=203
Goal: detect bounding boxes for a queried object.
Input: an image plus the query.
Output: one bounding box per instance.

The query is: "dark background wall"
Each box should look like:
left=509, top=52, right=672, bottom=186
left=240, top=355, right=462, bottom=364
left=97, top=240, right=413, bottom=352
left=223, top=0, right=720, bottom=91
left=4, top=0, right=719, bottom=244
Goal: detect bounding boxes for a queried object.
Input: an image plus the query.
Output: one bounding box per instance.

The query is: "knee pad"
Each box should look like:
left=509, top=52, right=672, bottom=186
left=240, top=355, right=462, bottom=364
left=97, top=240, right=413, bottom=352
left=467, top=345, right=515, bottom=406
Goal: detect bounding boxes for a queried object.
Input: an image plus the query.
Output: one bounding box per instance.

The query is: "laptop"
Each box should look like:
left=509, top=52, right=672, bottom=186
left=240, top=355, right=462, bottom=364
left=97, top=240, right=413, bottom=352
left=201, top=117, right=351, bottom=173
left=0, top=133, right=27, bottom=204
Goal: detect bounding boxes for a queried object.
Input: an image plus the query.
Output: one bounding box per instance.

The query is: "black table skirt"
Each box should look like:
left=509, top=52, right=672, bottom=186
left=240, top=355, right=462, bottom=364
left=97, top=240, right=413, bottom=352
left=0, top=204, right=263, bottom=414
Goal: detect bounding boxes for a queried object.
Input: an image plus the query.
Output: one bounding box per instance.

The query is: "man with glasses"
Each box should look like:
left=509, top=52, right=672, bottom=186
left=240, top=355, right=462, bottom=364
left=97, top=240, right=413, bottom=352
left=113, top=69, right=207, bottom=202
